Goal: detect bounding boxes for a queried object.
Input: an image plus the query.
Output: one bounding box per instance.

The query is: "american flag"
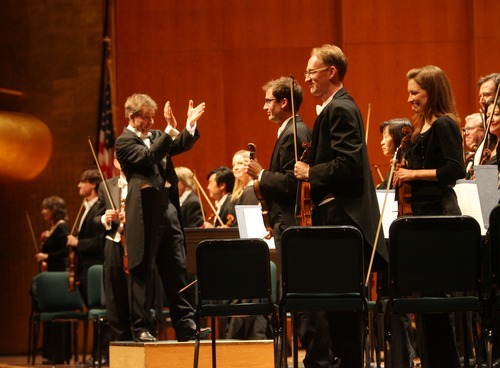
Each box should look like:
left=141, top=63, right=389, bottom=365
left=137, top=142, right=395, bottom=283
left=97, top=70, right=116, bottom=179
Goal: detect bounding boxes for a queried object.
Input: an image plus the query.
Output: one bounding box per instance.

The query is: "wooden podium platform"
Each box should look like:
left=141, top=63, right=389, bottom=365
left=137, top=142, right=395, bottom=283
left=110, top=339, right=274, bottom=368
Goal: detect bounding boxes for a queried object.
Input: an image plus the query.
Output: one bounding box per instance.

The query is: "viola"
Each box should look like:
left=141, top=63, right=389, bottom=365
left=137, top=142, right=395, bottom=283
left=396, top=126, right=413, bottom=216
left=247, top=143, right=273, bottom=239
left=296, top=142, right=313, bottom=226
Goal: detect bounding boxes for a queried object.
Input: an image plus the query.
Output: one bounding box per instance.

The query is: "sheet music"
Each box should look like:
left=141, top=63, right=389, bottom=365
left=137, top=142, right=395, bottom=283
left=473, top=165, right=500, bottom=230
left=375, top=189, right=398, bottom=237
left=235, top=205, right=275, bottom=249
left=454, top=180, right=487, bottom=235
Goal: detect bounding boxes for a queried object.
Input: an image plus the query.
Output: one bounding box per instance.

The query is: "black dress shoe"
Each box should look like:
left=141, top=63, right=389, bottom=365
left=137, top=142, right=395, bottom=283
left=86, top=356, right=109, bottom=366
left=135, top=330, right=158, bottom=342
left=177, top=326, right=212, bottom=342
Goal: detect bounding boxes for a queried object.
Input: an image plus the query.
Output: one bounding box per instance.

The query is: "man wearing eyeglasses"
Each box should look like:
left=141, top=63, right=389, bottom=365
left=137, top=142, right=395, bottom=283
left=478, top=73, right=500, bottom=114
left=294, top=44, right=388, bottom=367
left=463, top=113, right=485, bottom=155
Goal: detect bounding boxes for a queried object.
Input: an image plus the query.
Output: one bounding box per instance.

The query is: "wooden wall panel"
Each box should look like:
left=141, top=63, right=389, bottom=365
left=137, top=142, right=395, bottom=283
left=341, top=0, right=500, bottom=182
left=115, top=0, right=341, bottom=189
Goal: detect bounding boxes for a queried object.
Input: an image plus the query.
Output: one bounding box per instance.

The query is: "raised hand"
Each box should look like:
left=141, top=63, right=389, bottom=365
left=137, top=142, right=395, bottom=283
left=164, top=101, right=178, bottom=130
left=186, top=100, right=206, bottom=129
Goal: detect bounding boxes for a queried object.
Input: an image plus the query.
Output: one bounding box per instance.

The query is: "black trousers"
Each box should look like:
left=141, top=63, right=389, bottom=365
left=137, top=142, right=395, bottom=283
left=129, top=189, right=195, bottom=339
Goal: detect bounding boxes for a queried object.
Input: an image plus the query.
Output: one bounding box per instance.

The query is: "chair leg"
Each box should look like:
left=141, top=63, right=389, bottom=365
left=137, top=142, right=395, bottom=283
left=279, top=311, right=287, bottom=368
left=292, top=313, right=299, bottom=368
left=211, top=316, right=217, bottom=368
left=82, top=319, right=88, bottom=364
left=27, top=314, right=33, bottom=364
left=73, top=321, right=79, bottom=365
left=97, top=318, right=103, bottom=368
left=31, top=320, right=40, bottom=366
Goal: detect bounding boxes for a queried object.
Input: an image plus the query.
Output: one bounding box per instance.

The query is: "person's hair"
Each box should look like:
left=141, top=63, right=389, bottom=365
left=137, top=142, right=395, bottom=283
left=262, top=76, right=303, bottom=112
left=406, top=65, right=461, bottom=139
left=484, top=98, right=500, bottom=150
left=207, top=166, right=235, bottom=194
left=311, top=44, right=348, bottom=81
left=41, top=196, right=68, bottom=222
left=379, top=118, right=414, bottom=148
left=464, top=113, right=485, bottom=129
left=175, top=166, right=196, bottom=192
left=80, top=169, right=102, bottom=187
left=124, top=93, right=158, bottom=119
left=231, top=150, right=251, bottom=203
left=477, top=73, right=500, bottom=89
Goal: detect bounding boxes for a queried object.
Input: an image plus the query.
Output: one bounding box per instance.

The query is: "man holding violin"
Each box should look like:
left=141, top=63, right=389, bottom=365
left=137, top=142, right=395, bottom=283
left=294, top=44, right=388, bottom=367
left=247, top=76, right=330, bottom=366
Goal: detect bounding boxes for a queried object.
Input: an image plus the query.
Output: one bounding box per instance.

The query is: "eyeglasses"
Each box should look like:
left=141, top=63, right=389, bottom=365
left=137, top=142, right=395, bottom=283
left=462, top=127, right=484, bottom=133
left=304, top=67, right=330, bottom=77
left=264, top=98, right=278, bottom=106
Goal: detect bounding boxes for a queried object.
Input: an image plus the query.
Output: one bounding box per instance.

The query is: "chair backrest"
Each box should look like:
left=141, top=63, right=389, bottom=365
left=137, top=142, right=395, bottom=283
left=87, top=264, right=104, bottom=308
left=281, top=226, right=365, bottom=296
left=389, top=215, right=482, bottom=296
left=196, top=238, right=272, bottom=303
left=35, top=271, right=86, bottom=311
left=488, top=205, right=500, bottom=291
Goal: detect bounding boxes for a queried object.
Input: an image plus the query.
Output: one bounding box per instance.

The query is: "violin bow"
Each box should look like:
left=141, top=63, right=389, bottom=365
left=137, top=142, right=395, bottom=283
left=365, top=147, right=399, bottom=286
left=365, top=103, right=371, bottom=144
left=25, top=211, right=40, bottom=253
left=194, top=176, right=207, bottom=222
left=87, top=137, right=117, bottom=211
left=192, top=172, right=224, bottom=226
left=474, top=84, right=500, bottom=167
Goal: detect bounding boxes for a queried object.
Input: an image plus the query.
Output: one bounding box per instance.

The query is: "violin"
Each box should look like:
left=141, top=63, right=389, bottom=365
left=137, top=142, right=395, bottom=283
left=247, top=143, right=273, bottom=239
left=225, top=213, right=235, bottom=227
left=289, top=75, right=312, bottom=227
left=296, top=142, right=313, bottom=226
left=396, top=126, right=413, bottom=216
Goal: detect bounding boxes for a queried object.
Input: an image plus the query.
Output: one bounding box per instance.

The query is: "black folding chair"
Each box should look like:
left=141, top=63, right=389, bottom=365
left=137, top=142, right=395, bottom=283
left=280, top=225, right=369, bottom=368
left=386, top=215, right=484, bottom=368
left=486, top=204, right=500, bottom=368
left=87, top=265, right=107, bottom=368
left=30, top=271, right=88, bottom=365
left=193, top=238, right=280, bottom=368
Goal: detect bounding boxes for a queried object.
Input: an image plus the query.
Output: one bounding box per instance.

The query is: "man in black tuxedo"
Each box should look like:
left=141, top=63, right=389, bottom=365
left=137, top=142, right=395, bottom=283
left=67, top=169, right=105, bottom=304
left=294, top=44, right=389, bottom=367
left=67, top=169, right=107, bottom=364
left=115, top=93, right=206, bottom=342
left=247, top=77, right=334, bottom=367
left=94, top=158, right=132, bottom=343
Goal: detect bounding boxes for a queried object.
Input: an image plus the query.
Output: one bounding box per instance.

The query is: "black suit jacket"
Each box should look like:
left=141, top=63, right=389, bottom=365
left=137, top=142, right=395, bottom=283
left=309, top=88, right=388, bottom=265
left=115, top=127, right=199, bottom=270
left=180, top=191, right=203, bottom=228
left=76, top=200, right=105, bottom=267
left=259, top=116, right=312, bottom=230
